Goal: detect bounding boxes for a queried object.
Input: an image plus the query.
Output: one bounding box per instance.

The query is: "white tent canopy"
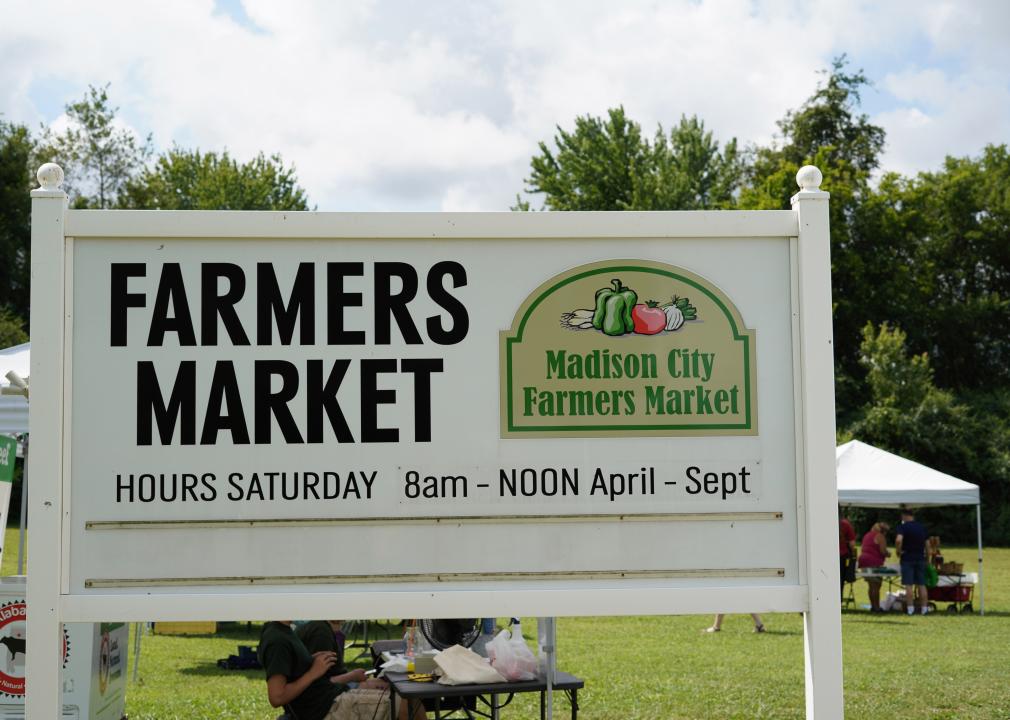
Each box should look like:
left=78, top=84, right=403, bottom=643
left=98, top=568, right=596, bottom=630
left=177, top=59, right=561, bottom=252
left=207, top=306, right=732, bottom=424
left=837, top=440, right=980, bottom=507
left=0, top=342, right=30, bottom=434
left=836, top=439, right=984, bottom=614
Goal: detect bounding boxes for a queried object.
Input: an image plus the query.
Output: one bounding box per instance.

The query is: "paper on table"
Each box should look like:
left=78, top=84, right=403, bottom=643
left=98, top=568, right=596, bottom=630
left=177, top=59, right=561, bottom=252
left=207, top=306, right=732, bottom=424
left=435, top=645, right=506, bottom=686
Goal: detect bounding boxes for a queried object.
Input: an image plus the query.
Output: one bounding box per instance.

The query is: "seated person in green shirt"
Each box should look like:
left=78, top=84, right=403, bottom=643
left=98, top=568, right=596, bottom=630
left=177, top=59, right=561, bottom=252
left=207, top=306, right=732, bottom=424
left=297, top=620, right=346, bottom=676
left=259, top=621, right=419, bottom=720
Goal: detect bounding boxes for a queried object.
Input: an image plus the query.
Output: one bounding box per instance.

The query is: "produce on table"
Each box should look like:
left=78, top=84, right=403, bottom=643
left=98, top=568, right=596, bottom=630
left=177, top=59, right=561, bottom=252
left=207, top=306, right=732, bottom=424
left=592, top=279, right=638, bottom=336
left=631, top=301, right=667, bottom=335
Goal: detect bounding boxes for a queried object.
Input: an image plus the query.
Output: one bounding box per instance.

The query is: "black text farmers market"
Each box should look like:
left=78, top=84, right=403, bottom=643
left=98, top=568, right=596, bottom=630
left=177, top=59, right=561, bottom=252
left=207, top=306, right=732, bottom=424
left=110, top=261, right=469, bottom=446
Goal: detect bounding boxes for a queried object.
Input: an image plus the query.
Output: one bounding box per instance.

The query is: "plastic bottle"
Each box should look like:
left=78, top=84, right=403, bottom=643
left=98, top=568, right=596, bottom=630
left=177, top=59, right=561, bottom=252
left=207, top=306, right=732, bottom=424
left=405, top=622, right=417, bottom=672
left=509, top=617, right=521, bottom=641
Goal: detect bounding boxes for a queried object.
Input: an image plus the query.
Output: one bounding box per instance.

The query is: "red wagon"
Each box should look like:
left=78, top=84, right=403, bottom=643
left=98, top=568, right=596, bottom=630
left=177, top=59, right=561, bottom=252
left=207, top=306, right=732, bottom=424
left=928, top=574, right=975, bottom=613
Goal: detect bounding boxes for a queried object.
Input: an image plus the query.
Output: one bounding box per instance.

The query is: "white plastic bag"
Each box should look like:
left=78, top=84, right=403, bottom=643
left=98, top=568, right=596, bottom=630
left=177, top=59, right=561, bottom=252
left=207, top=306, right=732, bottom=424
left=485, top=628, right=538, bottom=681
left=881, top=591, right=900, bottom=612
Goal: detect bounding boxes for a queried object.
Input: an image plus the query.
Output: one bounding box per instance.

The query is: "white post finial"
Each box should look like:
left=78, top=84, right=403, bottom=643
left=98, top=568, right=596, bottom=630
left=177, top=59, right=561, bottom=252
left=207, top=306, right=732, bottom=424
left=37, top=163, right=65, bottom=191
left=796, top=165, right=823, bottom=192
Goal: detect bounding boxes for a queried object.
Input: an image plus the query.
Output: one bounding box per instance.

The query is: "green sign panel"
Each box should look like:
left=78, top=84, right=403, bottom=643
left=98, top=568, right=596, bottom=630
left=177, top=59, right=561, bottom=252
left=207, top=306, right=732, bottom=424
left=500, top=260, right=758, bottom=437
left=0, top=435, right=16, bottom=483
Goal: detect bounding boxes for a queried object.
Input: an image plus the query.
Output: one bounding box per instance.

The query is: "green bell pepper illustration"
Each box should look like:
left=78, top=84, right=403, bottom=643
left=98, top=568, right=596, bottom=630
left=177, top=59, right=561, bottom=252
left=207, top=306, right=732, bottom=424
left=592, top=278, right=638, bottom=336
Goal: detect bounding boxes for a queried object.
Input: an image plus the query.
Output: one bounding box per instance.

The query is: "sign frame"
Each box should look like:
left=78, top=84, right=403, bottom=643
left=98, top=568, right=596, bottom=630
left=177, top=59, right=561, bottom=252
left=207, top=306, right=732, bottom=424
left=26, top=163, right=843, bottom=718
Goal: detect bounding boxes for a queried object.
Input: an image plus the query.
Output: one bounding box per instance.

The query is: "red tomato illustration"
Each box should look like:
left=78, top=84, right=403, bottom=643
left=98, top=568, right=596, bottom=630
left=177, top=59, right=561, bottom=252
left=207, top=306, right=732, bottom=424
left=632, top=302, right=666, bottom=335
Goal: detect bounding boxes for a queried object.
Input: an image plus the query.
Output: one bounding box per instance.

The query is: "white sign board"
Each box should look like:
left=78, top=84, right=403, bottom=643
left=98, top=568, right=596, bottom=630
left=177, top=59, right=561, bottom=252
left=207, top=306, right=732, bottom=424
left=70, top=238, right=793, bottom=595
left=27, top=164, right=843, bottom=718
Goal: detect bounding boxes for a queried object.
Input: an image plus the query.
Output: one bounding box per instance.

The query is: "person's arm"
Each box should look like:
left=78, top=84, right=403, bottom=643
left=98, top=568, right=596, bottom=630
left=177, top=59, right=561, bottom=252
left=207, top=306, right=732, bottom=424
left=265, top=653, right=336, bottom=708
left=330, top=668, right=368, bottom=685
left=895, top=533, right=903, bottom=558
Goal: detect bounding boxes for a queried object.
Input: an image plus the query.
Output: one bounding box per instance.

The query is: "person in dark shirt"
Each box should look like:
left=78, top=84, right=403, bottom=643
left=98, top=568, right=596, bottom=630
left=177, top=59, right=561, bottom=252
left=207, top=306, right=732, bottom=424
left=258, top=621, right=409, bottom=720
left=297, top=621, right=347, bottom=676
left=895, top=508, right=929, bottom=615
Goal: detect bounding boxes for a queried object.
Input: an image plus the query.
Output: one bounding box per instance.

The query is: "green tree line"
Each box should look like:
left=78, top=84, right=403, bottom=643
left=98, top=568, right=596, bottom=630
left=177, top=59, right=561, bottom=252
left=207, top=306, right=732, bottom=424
left=517, top=59, right=1010, bottom=544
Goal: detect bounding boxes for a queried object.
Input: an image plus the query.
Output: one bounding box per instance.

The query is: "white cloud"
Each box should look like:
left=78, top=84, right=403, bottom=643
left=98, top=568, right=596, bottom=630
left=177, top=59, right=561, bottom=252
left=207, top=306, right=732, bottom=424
left=2, top=0, right=1008, bottom=209
left=875, top=67, right=1010, bottom=177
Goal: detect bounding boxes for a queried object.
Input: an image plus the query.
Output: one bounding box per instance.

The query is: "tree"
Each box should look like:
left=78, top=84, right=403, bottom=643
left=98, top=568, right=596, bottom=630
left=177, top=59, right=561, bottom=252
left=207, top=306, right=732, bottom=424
left=895, top=145, right=1010, bottom=389
left=518, top=107, right=648, bottom=211
left=517, top=107, right=742, bottom=210
left=0, top=121, right=34, bottom=320
left=741, top=57, right=899, bottom=419
left=121, top=147, right=310, bottom=211
left=638, top=116, right=742, bottom=210
left=848, top=322, right=1010, bottom=541
left=822, top=144, right=1010, bottom=395
left=742, top=56, right=885, bottom=209
left=37, top=84, right=152, bottom=208
left=0, top=307, right=28, bottom=348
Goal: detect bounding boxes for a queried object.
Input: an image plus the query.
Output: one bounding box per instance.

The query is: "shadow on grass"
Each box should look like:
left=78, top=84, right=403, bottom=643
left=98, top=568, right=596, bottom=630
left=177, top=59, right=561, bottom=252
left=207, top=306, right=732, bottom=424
left=178, top=661, right=264, bottom=679
left=845, top=610, right=1008, bottom=619
left=174, top=655, right=374, bottom=679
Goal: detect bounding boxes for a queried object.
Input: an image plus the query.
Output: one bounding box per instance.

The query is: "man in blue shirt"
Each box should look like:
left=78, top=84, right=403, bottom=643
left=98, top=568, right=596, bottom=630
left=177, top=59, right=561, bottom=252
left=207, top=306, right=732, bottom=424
left=895, top=508, right=929, bottom=615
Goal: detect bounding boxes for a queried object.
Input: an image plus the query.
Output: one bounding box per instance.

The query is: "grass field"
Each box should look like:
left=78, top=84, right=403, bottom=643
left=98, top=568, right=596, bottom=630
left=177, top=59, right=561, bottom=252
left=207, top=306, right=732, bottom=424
left=5, top=531, right=1009, bottom=719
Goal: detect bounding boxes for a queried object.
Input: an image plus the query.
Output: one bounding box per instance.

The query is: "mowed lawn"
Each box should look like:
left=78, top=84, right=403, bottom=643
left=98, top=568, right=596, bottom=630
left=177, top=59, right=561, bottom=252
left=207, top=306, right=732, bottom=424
left=5, top=530, right=1009, bottom=719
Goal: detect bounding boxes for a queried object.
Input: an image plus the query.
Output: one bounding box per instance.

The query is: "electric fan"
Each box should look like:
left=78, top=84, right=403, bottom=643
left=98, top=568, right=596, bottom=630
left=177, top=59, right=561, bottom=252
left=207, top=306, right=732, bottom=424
left=418, top=618, right=481, bottom=650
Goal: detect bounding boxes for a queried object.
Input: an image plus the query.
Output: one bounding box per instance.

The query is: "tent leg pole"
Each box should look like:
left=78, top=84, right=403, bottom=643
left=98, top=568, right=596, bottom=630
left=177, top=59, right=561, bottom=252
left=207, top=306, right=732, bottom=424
left=547, top=617, right=555, bottom=720
left=16, top=437, right=28, bottom=575
left=976, top=504, right=984, bottom=616
left=537, top=617, right=556, bottom=720
left=132, top=622, right=142, bottom=682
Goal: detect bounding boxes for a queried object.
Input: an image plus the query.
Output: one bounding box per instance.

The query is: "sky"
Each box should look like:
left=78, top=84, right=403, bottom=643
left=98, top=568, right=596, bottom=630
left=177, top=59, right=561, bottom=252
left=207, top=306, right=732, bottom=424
left=2, top=0, right=1009, bottom=211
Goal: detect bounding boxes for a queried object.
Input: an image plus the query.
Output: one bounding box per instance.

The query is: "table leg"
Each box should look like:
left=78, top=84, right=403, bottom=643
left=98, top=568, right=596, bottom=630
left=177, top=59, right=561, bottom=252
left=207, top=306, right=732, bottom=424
left=570, top=688, right=578, bottom=720
left=491, top=692, right=500, bottom=720
left=540, top=690, right=545, bottom=720
left=389, top=683, right=396, bottom=720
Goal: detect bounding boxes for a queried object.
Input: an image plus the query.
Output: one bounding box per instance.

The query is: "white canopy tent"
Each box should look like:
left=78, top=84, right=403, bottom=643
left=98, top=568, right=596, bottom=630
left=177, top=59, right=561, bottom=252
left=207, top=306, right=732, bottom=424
left=836, top=439, right=984, bottom=613
left=0, top=342, right=30, bottom=434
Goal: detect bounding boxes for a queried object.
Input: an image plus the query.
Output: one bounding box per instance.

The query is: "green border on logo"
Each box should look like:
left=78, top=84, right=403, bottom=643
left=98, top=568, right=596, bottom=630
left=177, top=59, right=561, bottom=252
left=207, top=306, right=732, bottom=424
left=500, top=260, right=758, bottom=438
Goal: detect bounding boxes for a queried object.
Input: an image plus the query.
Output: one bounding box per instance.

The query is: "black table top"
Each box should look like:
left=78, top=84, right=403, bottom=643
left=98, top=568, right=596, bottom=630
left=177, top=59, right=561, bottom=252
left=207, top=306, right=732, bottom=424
left=385, top=671, right=584, bottom=700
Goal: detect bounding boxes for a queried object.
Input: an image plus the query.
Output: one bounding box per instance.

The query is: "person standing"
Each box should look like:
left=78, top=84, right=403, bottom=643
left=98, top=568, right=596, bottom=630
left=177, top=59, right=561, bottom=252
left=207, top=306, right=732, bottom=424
left=858, top=522, right=891, bottom=612
left=895, top=508, right=929, bottom=615
left=839, top=516, right=857, bottom=600
left=703, top=614, right=765, bottom=633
